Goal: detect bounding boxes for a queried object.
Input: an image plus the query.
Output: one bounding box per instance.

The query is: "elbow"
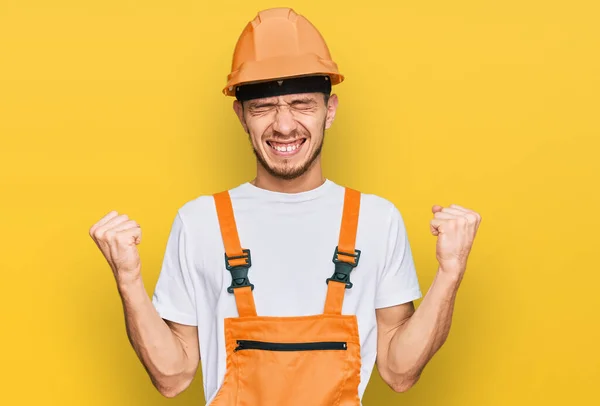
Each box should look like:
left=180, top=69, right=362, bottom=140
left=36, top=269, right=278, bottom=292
left=382, top=366, right=422, bottom=393
left=389, top=374, right=420, bottom=393
left=155, top=378, right=192, bottom=398
left=157, top=386, right=181, bottom=399
left=152, top=370, right=195, bottom=398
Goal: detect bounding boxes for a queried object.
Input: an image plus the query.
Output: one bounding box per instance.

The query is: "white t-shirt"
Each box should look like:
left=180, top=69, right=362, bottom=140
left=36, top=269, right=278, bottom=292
left=151, top=179, right=422, bottom=404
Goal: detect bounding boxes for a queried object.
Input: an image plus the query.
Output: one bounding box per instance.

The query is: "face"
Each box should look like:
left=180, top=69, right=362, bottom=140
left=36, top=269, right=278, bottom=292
left=234, top=92, right=338, bottom=180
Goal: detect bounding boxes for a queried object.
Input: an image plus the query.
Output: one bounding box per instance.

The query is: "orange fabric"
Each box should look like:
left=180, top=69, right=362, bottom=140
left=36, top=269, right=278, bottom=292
left=337, top=253, right=357, bottom=263
left=233, top=287, right=257, bottom=318
left=211, top=187, right=362, bottom=405
left=324, top=188, right=361, bottom=315
left=214, top=191, right=244, bottom=258
left=338, top=188, right=361, bottom=263
left=223, top=7, right=344, bottom=96
left=323, top=281, right=347, bottom=316
left=210, top=315, right=361, bottom=406
left=214, top=191, right=257, bottom=317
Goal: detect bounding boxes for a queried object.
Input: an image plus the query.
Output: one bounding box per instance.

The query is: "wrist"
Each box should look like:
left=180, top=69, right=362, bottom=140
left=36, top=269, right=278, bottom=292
left=439, top=260, right=465, bottom=276
left=115, top=270, right=144, bottom=293
left=436, top=266, right=463, bottom=288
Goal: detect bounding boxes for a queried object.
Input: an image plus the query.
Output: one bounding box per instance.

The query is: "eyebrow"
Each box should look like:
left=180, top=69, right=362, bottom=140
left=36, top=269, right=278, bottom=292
left=248, top=100, right=277, bottom=109
left=289, top=97, right=316, bottom=104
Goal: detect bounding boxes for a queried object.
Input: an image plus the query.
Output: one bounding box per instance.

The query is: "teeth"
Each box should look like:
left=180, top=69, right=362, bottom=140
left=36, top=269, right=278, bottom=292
left=272, top=142, right=300, bottom=152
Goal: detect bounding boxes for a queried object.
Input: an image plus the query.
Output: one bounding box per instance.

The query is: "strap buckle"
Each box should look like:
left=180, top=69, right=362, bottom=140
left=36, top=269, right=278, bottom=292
left=225, top=249, right=254, bottom=293
left=326, top=246, right=361, bottom=289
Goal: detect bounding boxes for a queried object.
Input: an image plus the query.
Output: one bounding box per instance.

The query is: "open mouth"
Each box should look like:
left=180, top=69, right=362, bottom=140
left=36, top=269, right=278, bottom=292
left=266, top=138, right=307, bottom=156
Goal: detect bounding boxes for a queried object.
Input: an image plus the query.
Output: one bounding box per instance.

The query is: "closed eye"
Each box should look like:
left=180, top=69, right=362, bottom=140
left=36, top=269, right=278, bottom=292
left=290, top=100, right=317, bottom=110
left=249, top=103, right=277, bottom=114
left=248, top=99, right=317, bottom=113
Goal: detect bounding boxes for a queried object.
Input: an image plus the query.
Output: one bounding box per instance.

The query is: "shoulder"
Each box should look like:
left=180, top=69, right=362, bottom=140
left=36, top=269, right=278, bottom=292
left=338, top=185, right=404, bottom=223
left=361, top=192, right=407, bottom=235
left=325, top=182, right=408, bottom=235
left=172, top=182, right=248, bottom=226
left=177, top=195, right=215, bottom=221
left=359, top=191, right=396, bottom=215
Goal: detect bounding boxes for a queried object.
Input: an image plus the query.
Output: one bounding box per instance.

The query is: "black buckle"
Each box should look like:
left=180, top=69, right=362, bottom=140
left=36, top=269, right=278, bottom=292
left=326, top=246, right=361, bottom=289
left=225, top=249, right=254, bottom=293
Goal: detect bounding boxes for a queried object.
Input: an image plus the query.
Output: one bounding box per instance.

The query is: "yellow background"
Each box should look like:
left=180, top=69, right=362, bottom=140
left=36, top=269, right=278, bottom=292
left=1, top=1, right=599, bottom=405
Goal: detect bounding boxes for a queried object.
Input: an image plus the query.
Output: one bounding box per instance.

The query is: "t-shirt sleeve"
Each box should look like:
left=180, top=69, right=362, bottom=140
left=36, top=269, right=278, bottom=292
left=375, top=205, right=423, bottom=309
left=151, top=211, right=198, bottom=326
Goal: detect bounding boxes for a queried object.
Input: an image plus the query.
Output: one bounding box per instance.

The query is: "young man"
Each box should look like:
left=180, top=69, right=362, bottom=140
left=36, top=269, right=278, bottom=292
left=89, top=7, right=481, bottom=405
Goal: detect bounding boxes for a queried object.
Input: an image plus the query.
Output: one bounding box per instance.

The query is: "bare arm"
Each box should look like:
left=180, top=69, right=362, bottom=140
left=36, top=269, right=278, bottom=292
left=118, top=276, right=200, bottom=397
left=90, top=211, right=199, bottom=398
left=376, top=269, right=460, bottom=392
left=376, top=203, right=481, bottom=392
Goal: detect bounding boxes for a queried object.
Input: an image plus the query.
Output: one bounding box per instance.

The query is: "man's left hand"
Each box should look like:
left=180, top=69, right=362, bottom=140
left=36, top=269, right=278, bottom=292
left=430, top=204, right=482, bottom=278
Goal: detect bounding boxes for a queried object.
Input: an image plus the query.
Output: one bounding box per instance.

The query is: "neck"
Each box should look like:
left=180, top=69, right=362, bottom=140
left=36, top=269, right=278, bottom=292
left=252, top=160, right=325, bottom=193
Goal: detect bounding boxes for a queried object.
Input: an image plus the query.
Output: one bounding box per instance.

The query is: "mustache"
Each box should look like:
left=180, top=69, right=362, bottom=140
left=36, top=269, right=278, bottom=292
left=263, top=130, right=308, bottom=141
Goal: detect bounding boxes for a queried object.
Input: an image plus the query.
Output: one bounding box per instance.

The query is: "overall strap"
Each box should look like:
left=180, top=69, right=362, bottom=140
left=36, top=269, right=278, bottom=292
left=324, top=187, right=361, bottom=315
left=213, top=191, right=257, bottom=317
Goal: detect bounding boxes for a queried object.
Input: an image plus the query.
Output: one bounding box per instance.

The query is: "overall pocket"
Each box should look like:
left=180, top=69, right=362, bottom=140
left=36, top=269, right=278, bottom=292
left=233, top=339, right=355, bottom=406
left=235, top=340, right=347, bottom=352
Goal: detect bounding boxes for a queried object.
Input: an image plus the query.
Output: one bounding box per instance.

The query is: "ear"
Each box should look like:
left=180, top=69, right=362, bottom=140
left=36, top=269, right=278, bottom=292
left=233, top=100, right=249, bottom=133
left=324, top=94, right=339, bottom=130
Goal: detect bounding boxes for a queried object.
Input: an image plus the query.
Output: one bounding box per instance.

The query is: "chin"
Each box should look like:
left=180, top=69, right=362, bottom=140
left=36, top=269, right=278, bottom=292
left=252, top=137, right=322, bottom=180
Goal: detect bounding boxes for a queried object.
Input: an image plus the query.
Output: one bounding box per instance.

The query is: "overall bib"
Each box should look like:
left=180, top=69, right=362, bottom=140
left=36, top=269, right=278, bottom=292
left=209, top=187, right=363, bottom=406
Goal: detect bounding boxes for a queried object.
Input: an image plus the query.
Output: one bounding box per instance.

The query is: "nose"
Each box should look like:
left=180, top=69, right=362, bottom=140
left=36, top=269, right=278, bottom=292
left=272, top=106, right=297, bottom=136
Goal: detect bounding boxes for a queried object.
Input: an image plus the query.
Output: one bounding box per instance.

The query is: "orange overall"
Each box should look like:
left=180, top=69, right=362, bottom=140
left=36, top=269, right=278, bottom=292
left=209, top=187, right=363, bottom=406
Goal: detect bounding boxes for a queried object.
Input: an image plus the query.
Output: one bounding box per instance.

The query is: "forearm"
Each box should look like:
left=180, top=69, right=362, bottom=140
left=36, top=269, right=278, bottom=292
left=117, top=275, right=193, bottom=396
left=387, top=268, right=462, bottom=383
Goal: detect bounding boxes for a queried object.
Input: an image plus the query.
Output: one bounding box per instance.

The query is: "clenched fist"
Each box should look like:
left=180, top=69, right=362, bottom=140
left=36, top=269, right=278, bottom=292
left=89, top=211, right=142, bottom=284
left=430, top=204, right=481, bottom=278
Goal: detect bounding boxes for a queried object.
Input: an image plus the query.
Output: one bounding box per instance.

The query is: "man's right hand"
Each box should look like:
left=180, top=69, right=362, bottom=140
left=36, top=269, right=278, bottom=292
left=89, top=210, right=143, bottom=285
left=89, top=210, right=199, bottom=398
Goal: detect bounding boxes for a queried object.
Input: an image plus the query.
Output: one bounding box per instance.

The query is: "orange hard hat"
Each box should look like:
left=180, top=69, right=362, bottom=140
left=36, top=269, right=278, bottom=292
left=223, top=7, right=344, bottom=98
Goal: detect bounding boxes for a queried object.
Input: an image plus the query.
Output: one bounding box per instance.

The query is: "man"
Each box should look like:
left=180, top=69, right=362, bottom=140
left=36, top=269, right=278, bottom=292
left=89, top=7, right=481, bottom=405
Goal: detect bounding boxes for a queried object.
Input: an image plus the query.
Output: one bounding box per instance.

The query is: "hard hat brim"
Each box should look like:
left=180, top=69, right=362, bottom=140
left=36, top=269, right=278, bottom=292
left=223, top=53, right=344, bottom=96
